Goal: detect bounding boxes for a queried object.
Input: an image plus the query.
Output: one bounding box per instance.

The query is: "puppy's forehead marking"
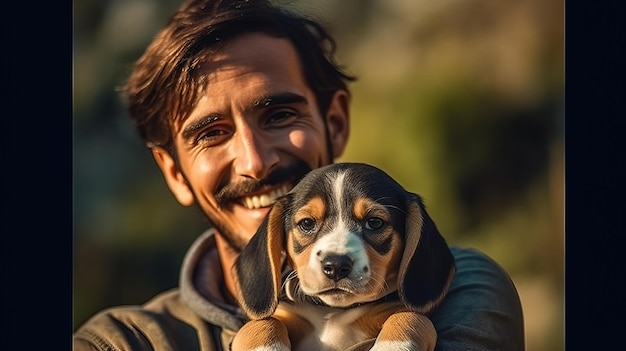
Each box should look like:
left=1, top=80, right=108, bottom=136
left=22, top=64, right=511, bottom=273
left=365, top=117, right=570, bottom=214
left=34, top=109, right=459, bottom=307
left=331, top=170, right=348, bottom=217
left=330, top=170, right=354, bottom=235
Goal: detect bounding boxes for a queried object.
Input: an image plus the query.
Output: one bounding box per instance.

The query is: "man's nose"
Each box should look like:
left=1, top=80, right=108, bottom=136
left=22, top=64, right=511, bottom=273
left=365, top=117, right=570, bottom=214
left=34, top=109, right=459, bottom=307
left=231, top=125, right=279, bottom=180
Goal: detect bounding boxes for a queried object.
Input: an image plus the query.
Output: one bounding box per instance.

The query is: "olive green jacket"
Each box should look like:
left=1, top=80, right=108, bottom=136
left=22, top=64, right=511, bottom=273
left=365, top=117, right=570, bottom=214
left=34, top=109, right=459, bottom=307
left=73, top=229, right=525, bottom=351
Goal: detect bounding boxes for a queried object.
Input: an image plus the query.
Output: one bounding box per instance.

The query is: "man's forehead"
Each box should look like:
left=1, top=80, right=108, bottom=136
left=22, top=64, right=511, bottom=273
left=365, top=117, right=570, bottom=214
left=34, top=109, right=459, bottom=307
left=170, top=39, right=314, bottom=135
left=196, top=33, right=301, bottom=77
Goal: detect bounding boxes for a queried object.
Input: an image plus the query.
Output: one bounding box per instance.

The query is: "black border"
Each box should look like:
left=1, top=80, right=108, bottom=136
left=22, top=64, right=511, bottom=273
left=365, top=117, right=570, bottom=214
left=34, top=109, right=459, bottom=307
left=565, top=0, right=624, bottom=348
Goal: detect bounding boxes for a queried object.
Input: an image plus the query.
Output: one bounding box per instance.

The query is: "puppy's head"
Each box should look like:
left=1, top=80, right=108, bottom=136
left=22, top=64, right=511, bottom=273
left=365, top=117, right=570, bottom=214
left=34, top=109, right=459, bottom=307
left=233, top=163, right=455, bottom=320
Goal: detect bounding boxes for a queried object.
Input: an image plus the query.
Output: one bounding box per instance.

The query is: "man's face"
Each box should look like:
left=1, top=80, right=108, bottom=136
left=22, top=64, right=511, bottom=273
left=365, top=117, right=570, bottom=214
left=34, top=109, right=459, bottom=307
left=153, top=33, right=349, bottom=250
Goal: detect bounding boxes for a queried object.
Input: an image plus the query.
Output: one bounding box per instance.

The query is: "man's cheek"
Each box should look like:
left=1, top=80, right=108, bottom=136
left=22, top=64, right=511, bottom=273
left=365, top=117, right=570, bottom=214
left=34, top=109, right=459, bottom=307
left=288, top=129, right=325, bottom=152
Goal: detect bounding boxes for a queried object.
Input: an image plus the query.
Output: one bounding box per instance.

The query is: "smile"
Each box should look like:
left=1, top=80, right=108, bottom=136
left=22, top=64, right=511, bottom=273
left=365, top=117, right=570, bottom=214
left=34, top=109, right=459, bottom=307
left=240, top=184, right=291, bottom=209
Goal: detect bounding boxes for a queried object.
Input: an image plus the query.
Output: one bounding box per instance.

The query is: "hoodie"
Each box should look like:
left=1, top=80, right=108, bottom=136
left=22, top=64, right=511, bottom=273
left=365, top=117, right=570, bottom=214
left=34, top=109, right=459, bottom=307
left=73, top=228, right=525, bottom=351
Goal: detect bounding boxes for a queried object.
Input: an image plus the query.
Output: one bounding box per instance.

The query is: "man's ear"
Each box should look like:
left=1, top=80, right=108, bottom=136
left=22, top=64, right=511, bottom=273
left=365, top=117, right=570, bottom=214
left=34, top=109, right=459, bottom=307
left=325, top=89, right=350, bottom=159
left=151, top=146, right=195, bottom=206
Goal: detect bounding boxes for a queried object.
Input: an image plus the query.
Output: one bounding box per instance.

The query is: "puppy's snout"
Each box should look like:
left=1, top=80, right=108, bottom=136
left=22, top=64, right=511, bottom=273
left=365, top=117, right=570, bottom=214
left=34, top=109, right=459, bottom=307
left=321, top=255, right=353, bottom=281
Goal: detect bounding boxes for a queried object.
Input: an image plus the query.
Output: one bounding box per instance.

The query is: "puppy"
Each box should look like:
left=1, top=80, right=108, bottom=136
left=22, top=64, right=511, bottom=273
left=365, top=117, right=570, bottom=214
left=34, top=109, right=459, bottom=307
left=232, top=162, right=455, bottom=351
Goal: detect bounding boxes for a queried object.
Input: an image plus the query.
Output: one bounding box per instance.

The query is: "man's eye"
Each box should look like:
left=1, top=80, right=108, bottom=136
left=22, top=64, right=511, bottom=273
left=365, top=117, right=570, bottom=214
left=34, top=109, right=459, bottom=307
left=364, top=217, right=385, bottom=230
left=297, top=218, right=316, bottom=233
left=266, top=110, right=297, bottom=127
left=196, top=129, right=230, bottom=145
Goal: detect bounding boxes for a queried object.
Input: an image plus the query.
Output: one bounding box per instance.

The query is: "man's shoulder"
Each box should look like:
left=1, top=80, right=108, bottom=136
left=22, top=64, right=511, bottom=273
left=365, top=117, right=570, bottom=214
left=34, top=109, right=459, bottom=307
left=73, top=288, right=224, bottom=351
left=431, top=246, right=526, bottom=351
left=449, top=246, right=508, bottom=273
left=74, top=289, right=175, bottom=331
left=447, top=245, right=518, bottom=293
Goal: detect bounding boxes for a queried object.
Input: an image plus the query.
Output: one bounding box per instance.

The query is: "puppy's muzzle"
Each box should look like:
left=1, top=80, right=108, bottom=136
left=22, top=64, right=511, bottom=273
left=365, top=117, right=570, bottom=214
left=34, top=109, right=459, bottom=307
left=322, top=254, right=354, bottom=282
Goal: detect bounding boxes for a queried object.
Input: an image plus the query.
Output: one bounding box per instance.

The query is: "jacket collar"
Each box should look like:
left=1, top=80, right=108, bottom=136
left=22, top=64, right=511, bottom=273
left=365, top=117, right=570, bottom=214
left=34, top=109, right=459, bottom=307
left=179, top=229, right=247, bottom=331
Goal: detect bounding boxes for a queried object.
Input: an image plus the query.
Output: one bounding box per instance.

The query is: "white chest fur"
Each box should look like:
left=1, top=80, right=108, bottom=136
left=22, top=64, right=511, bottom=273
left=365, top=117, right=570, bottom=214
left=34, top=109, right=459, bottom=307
left=279, top=302, right=372, bottom=351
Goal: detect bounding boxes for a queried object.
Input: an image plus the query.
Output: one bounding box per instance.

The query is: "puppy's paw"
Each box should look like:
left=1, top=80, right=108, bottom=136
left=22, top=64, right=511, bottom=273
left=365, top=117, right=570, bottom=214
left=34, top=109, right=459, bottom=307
left=370, top=340, right=422, bottom=351
left=373, top=312, right=436, bottom=351
left=231, top=339, right=290, bottom=351
left=237, top=344, right=290, bottom=351
left=231, top=317, right=291, bottom=351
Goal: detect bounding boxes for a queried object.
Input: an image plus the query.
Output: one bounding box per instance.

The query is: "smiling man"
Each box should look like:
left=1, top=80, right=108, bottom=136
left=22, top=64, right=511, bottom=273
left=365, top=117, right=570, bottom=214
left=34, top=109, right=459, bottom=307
left=73, top=1, right=525, bottom=350
left=150, top=31, right=350, bottom=298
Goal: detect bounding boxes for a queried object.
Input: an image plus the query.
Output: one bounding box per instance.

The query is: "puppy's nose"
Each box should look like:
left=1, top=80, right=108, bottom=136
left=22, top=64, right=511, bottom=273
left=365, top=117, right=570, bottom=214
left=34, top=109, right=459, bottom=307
left=322, top=255, right=353, bottom=281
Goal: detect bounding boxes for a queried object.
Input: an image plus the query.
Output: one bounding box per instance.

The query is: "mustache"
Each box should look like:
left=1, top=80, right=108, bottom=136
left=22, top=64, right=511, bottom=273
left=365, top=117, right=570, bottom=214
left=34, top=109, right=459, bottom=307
left=215, top=161, right=312, bottom=207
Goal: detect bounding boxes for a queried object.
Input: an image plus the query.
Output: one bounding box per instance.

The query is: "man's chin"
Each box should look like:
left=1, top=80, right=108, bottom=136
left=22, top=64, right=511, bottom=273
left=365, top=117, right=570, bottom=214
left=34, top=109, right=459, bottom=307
left=211, top=204, right=273, bottom=252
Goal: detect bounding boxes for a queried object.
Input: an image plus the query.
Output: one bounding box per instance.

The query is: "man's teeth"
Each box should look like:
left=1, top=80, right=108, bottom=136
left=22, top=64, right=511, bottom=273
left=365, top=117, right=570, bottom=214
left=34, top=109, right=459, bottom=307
left=242, top=185, right=290, bottom=209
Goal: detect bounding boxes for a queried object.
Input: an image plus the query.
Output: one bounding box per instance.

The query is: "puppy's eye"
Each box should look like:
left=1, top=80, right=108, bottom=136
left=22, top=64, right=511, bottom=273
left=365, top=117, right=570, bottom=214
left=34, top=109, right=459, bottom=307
left=365, top=217, right=385, bottom=230
left=297, top=218, right=316, bottom=233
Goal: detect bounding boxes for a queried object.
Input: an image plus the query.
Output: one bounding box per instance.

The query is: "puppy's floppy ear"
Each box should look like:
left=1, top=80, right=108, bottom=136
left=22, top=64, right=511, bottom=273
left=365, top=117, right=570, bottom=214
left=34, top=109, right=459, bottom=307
left=233, top=195, right=290, bottom=320
left=398, top=193, right=455, bottom=314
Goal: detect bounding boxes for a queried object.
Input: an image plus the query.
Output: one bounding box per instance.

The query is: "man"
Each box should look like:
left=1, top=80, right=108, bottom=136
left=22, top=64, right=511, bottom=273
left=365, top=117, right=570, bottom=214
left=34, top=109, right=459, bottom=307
left=73, top=0, right=525, bottom=350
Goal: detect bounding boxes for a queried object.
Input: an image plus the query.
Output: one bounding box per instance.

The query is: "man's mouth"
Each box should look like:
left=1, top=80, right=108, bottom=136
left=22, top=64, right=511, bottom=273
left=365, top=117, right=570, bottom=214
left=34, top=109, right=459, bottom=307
left=240, top=184, right=291, bottom=209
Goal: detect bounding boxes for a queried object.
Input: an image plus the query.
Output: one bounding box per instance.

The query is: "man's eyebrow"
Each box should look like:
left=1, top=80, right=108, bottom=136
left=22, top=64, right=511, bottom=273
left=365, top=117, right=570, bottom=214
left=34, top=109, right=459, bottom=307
left=181, top=93, right=307, bottom=140
left=252, top=92, right=308, bottom=109
left=181, top=114, right=221, bottom=140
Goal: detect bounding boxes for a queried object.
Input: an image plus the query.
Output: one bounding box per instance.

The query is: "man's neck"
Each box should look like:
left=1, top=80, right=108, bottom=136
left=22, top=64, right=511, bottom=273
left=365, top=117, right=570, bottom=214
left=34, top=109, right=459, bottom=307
left=214, top=233, right=240, bottom=305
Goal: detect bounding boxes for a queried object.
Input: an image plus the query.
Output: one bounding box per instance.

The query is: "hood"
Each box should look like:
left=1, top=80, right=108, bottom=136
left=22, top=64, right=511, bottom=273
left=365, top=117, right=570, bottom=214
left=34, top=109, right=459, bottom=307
left=179, top=229, right=247, bottom=331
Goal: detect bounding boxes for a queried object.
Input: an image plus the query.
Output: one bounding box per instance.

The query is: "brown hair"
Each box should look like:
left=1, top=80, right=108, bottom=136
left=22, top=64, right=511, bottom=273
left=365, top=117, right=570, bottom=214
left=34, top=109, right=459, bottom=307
left=122, top=0, right=355, bottom=153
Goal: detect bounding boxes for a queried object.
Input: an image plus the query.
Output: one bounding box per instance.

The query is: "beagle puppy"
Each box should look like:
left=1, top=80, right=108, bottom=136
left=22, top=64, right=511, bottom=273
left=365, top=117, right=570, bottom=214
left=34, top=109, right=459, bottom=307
left=232, top=162, right=455, bottom=351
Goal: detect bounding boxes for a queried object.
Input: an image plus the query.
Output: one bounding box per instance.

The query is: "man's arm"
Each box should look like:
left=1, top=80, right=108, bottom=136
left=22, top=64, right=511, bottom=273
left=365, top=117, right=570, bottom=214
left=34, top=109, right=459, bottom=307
left=73, top=289, right=229, bottom=351
left=430, top=247, right=525, bottom=351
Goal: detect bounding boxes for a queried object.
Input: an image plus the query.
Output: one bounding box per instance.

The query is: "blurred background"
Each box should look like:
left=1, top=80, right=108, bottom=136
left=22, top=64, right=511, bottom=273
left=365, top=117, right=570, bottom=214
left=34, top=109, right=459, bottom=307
left=73, top=0, right=564, bottom=350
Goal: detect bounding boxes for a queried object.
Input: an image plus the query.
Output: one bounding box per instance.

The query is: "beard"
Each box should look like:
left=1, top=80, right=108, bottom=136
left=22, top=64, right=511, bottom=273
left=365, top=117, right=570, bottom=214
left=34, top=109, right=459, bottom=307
left=192, top=160, right=313, bottom=252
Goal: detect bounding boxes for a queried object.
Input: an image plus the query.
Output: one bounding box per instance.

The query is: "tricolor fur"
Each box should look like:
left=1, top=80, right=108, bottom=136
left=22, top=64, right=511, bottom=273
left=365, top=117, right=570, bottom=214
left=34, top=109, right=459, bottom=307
left=232, top=163, right=456, bottom=351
